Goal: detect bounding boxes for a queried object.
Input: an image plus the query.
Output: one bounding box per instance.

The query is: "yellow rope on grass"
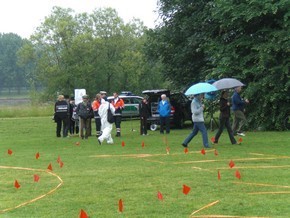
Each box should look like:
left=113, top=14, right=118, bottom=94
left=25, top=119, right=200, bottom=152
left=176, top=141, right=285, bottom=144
left=0, top=166, right=63, bottom=214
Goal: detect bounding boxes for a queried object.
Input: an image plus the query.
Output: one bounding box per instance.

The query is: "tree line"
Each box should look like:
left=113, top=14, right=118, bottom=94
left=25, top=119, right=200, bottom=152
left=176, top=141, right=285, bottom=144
left=0, top=1, right=289, bottom=130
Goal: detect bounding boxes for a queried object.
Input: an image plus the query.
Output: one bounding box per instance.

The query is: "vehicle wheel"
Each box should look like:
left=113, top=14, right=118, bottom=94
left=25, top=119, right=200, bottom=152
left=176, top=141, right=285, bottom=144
left=150, top=124, right=158, bottom=131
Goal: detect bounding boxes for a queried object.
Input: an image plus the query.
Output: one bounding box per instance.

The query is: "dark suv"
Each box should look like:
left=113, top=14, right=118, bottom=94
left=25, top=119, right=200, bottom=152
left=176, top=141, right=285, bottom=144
left=142, top=89, right=192, bottom=130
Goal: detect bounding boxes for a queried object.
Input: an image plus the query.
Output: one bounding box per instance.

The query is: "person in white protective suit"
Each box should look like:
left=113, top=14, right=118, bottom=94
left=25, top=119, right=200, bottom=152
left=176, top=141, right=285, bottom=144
left=97, top=100, right=115, bottom=144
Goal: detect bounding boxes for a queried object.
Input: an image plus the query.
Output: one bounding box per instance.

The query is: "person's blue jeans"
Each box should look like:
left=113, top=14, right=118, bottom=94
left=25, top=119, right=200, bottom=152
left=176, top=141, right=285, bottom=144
left=182, top=122, right=209, bottom=148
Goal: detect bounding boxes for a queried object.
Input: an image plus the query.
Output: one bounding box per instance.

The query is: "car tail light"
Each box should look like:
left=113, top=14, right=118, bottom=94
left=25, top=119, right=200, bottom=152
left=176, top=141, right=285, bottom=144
left=171, top=106, right=175, bottom=114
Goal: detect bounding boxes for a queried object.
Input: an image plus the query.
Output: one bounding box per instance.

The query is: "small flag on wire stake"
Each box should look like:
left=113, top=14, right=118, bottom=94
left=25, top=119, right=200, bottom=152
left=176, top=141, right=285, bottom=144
left=79, top=209, right=88, bottom=218
left=183, top=184, right=191, bottom=195
left=157, top=191, right=163, bottom=200
left=34, top=174, right=40, bottom=182
left=8, top=149, right=13, bottom=155
left=229, top=160, right=235, bottom=168
left=14, top=180, right=21, bottom=189
left=118, top=199, right=123, bottom=212
left=47, top=163, right=53, bottom=171
left=235, top=170, right=241, bottom=179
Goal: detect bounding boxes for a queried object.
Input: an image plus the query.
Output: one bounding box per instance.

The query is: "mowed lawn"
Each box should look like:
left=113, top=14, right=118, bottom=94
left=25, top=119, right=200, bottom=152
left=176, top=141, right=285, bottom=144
left=0, top=117, right=290, bottom=217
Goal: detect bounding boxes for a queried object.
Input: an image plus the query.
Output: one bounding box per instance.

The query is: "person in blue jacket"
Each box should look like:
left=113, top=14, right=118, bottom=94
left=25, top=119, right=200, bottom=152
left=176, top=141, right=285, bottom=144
left=158, top=94, right=171, bottom=134
left=232, top=86, right=249, bottom=136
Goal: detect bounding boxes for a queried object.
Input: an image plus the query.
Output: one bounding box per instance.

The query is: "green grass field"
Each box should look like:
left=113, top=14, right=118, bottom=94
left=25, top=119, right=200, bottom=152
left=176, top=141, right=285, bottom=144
left=0, top=117, right=289, bottom=217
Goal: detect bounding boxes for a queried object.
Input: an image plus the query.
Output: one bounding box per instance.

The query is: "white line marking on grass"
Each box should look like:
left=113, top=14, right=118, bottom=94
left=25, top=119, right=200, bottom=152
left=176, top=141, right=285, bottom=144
left=248, top=191, right=290, bottom=195
left=143, top=159, right=165, bottom=164
left=0, top=166, right=63, bottom=214
left=174, top=156, right=290, bottom=165
left=233, top=181, right=290, bottom=189
left=90, top=150, right=216, bottom=159
left=249, top=153, right=265, bottom=156
left=190, top=200, right=220, bottom=216
left=215, top=165, right=290, bottom=170
left=191, top=215, right=269, bottom=218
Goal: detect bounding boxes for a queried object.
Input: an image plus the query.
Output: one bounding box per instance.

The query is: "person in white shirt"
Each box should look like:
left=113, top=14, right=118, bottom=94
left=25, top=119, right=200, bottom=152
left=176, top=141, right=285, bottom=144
left=97, top=100, right=115, bottom=145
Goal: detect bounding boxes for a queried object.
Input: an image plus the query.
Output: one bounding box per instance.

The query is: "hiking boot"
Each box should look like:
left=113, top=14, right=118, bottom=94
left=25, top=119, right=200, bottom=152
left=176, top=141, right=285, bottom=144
left=181, top=143, right=188, bottom=148
left=237, top=132, right=245, bottom=136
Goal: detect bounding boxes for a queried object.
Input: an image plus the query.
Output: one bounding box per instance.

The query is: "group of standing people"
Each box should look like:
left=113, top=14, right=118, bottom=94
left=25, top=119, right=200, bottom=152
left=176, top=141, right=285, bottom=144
left=182, top=86, right=249, bottom=148
left=54, top=91, right=125, bottom=144
left=139, top=94, right=172, bottom=136
left=54, top=86, right=249, bottom=148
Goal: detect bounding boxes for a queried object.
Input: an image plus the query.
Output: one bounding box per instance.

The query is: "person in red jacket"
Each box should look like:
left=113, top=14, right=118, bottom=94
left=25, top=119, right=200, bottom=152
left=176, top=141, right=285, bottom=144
left=92, top=94, right=102, bottom=137
left=112, top=92, right=124, bottom=137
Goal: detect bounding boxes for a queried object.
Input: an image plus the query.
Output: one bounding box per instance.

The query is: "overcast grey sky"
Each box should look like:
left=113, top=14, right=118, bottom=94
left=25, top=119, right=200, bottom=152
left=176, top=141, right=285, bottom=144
left=0, top=0, right=159, bottom=38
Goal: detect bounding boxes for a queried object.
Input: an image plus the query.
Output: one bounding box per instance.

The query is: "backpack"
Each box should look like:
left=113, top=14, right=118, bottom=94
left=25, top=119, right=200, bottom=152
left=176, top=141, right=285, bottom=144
left=107, top=103, right=115, bottom=124
left=78, top=103, right=93, bottom=120
left=72, top=105, right=79, bottom=121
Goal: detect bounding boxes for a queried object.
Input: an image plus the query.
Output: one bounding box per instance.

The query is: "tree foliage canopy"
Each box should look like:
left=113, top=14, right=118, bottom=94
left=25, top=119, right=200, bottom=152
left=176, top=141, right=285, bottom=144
left=18, top=7, right=165, bottom=99
left=0, top=33, right=28, bottom=93
left=147, top=0, right=289, bottom=130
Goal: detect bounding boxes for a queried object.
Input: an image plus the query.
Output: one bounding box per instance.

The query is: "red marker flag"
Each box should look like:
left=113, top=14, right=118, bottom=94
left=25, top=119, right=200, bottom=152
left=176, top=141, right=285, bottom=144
left=59, top=161, right=64, bottom=168
left=166, top=147, right=170, bottom=155
left=229, top=160, right=235, bottom=168
left=35, top=152, right=40, bottom=159
left=184, top=148, right=188, bottom=154
left=183, top=184, right=191, bottom=195
left=214, top=149, right=218, bottom=156
left=218, top=170, right=221, bottom=180
left=118, top=199, right=123, bottom=212
left=8, top=149, right=13, bottom=155
left=238, top=137, right=243, bottom=144
left=211, top=137, right=215, bottom=143
left=121, top=141, right=125, bottom=147
left=157, top=191, right=163, bottom=200
left=141, top=141, right=145, bottom=148
left=34, top=174, right=40, bottom=182
left=14, top=180, right=20, bottom=189
left=201, top=148, right=206, bottom=155
left=79, top=209, right=88, bottom=218
left=235, top=170, right=241, bottom=179
left=47, top=163, right=53, bottom=171
left=57, top=156, right=61, bottom=163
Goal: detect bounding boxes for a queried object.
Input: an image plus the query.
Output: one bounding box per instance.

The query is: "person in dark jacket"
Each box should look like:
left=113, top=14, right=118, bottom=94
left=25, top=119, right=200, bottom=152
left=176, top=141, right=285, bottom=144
left=213, top=91, right=237, bottom=144
left=157, top=94, right=171, bottom=134
left=112, top=92, right=124, bottom=137
left=76, top=95, right=93, bottom=139
left=64, top=94, right=72, bottom=136
left=69, top=96, right=79, bottom=135
left=54, top=95, right=69, bottom=137
left=139, top=98, right=150, bottom=135
left=232, top=86, right=249, bottom=136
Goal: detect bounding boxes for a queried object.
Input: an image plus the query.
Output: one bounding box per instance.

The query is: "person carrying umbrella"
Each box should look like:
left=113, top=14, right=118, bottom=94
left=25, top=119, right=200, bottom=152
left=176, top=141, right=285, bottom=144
left=181, top=93, right=210, bottom=148
left=213, top=90, right=238, bottom=144
left=232, top=86, right=249, bottom=136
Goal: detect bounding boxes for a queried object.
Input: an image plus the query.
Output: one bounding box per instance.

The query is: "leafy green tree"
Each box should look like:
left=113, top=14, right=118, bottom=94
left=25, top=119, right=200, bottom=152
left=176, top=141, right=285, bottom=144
left=207, top=0, right=290, bottom=130
left=18, top=7, right=165, bottom=99
left=147, top=0, right=289, bottom=130
left=145, top=0, right=214, bottom=89
left=0, top=33, right=28, bottom=94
